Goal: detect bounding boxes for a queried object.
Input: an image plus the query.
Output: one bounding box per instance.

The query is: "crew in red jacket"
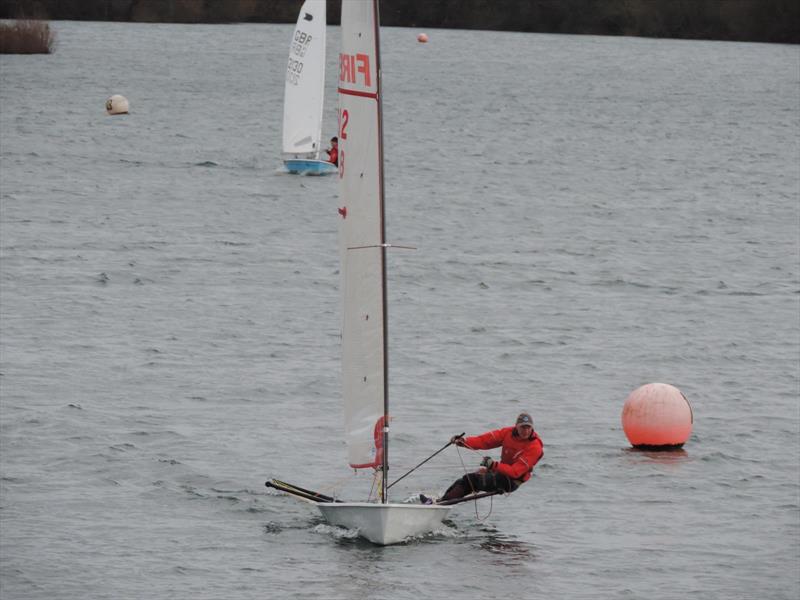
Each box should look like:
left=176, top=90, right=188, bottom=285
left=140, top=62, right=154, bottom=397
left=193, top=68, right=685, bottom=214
left=423, top=412, right=543, bottom=504
left=325, top=136, right=338, bottom=166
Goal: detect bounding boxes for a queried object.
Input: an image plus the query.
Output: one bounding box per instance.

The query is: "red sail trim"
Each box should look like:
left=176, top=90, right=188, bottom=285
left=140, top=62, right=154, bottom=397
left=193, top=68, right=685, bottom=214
left=338, top=87, right=378, bottom=99
left=348, top=416, right=385, bottom=469
left=373, top=415, right=385, bottom=468
left=349, top=460, right=381, bottom=469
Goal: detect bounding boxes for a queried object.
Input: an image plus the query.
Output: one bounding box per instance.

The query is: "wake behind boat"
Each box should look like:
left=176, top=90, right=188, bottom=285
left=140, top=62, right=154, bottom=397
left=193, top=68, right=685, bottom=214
left=281, top=0, right=336, bottom=175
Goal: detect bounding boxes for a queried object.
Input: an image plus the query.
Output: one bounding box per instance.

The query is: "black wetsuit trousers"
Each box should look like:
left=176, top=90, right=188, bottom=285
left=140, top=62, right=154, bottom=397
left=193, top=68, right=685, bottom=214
left=441, top=471, right=520, bottom=501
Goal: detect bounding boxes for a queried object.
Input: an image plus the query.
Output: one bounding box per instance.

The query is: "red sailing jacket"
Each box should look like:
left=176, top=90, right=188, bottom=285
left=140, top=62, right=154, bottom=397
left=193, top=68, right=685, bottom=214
left=464, top=426, right=543, bottom=482
left=326, top=146, right=338, bottom=166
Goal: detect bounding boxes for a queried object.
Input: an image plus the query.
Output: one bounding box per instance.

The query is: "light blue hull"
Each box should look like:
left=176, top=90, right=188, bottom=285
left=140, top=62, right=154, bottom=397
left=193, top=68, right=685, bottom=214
left=284, top=159, right=337, bottom=175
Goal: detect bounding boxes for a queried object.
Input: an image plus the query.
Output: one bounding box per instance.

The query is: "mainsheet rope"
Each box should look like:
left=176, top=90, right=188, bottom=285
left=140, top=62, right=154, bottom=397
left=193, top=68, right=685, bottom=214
left=454, top=444, right=494, bottom=521
left=315, top=444, right=497, bottom=515
left=324, top=477, right=349, bottom=499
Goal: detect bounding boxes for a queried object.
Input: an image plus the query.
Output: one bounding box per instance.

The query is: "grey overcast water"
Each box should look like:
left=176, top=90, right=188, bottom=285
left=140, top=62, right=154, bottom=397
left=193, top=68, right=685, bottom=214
left=1, top=20, right=798, bottom=600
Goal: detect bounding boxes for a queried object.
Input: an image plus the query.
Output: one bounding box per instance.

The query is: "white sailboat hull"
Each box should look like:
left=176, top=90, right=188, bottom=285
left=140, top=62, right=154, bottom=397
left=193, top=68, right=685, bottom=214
left=316, top=502, right=451, bottom=545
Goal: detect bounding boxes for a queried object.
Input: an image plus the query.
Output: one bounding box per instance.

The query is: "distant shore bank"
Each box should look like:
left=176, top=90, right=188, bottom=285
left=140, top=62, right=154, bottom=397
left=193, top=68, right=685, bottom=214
left=1, top=0, right=797, bottom=44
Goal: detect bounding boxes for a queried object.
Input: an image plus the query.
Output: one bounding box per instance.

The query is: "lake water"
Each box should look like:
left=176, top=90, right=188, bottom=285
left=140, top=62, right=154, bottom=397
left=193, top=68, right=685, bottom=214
left=1, top=20, right=798, bottom=600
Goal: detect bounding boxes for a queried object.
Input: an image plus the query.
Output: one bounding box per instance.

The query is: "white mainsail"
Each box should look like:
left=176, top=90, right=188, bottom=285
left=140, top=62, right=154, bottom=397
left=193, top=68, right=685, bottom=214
left=282, top=0, right=326, bottom=160
left=267, top=0, right=452, bottom=545
left=337, top=0, right=387, bottom=474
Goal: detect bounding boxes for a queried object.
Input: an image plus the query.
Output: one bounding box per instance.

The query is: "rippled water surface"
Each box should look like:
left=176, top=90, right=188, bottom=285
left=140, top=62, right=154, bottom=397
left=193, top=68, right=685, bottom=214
left=1, top=21, right=799, bottom=600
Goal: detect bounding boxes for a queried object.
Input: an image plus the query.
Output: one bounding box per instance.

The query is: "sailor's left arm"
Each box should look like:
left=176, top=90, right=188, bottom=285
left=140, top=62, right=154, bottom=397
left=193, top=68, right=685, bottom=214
left=492, top=457, right=531, bottom=480
left=492, top=442, right=543, bottom=479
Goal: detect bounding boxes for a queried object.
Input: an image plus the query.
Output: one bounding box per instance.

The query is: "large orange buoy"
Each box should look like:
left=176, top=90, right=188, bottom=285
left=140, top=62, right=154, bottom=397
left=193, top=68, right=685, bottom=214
left=417, top=32, right=428, bottom=43
left=621, top=383, right=693, bottom=449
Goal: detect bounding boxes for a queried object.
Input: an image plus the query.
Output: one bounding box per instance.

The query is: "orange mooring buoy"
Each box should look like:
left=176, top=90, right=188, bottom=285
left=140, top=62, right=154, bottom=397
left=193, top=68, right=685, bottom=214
left=417, top=32, right=429, bottom=43
left=621, top=383, right=693, bottom=449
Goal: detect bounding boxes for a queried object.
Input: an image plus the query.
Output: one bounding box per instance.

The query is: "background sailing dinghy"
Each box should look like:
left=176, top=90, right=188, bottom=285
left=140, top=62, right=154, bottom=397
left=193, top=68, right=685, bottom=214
left=281, top=0, right=336, bottom=175
left=267, top=0, right=453, bottom=546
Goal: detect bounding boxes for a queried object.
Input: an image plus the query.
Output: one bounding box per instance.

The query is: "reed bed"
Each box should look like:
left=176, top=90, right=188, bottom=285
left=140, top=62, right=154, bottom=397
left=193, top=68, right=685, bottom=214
left=0, top=20, right=56, bottom=54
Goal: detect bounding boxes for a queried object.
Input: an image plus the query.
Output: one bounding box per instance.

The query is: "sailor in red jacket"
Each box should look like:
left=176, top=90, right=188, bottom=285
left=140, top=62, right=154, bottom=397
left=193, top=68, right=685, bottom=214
left=325, top=136, right=338, bottom=166
left=424, top=412, right=543, bottom=503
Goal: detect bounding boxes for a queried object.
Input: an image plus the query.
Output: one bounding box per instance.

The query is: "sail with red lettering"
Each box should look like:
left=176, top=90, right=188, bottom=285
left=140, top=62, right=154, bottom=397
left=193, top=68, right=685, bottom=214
left=337, top=0, right=386, bottom=471
left=266, top=0, right=454, bottom=544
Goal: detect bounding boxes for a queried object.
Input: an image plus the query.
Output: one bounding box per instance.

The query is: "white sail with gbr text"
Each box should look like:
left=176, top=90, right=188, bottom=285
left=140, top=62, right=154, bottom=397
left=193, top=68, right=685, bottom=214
left=337, top=0, right=386, bottom=470
left=282, top=0, right=326, bottom=160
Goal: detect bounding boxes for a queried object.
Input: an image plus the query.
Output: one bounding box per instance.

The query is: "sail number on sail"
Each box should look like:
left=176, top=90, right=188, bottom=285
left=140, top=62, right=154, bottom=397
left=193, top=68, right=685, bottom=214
left=337, top=109, right=348, bottom=178
left=287, top=30, right=313, bottom=85
left=337, top=52, right=374, bottom=178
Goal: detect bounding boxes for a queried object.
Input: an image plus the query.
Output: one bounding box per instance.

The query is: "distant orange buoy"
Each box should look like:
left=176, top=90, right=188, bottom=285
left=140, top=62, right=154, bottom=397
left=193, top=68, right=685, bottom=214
left=621, top=383, right=693, bottom=449
left=417, top=33, right=428, bottom=43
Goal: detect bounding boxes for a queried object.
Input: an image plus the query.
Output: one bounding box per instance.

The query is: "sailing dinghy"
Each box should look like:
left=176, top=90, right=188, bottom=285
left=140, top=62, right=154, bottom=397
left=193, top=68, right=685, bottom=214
left=281, top=0, right=336, bottom=175
left=267, top=0, right=452, bottom=545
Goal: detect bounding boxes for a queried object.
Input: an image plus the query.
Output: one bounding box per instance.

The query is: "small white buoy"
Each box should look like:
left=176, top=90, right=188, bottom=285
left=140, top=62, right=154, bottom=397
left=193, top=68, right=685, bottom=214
left=106, top=94, right=129, bottom=115
left=621, top=383, right=693, bottom=449
left=417, top=33, right=428, bottom=43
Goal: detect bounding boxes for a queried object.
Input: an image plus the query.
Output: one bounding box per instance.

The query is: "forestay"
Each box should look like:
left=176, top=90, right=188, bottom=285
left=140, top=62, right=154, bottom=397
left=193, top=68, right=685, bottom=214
left=282, top=0, right=326, bottom=160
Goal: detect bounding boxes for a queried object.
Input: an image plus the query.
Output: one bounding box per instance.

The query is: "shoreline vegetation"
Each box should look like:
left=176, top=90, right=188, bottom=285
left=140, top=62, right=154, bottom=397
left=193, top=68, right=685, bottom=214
left=0, top=0, right=797, bottom=45
left=0, top=19, right=54, bottom=53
